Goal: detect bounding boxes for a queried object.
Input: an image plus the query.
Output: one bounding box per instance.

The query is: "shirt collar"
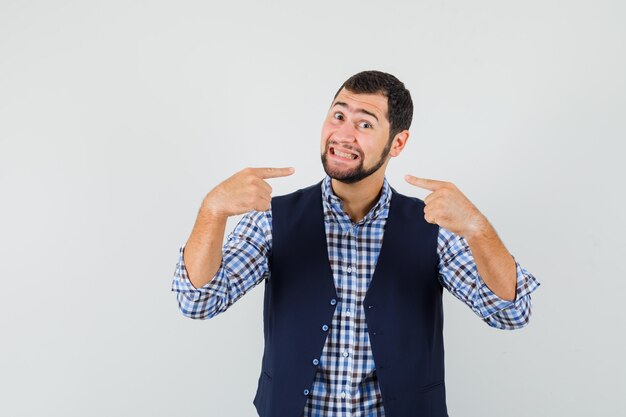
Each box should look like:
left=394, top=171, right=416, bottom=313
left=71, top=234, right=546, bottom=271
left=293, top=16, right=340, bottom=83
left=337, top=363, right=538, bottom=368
left=321, top=176, right=391, bottom=223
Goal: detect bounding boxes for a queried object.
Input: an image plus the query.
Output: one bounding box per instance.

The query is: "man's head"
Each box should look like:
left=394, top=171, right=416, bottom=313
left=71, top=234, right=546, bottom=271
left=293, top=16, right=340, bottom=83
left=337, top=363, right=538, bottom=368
left=321, top=70, right=413, bottom=184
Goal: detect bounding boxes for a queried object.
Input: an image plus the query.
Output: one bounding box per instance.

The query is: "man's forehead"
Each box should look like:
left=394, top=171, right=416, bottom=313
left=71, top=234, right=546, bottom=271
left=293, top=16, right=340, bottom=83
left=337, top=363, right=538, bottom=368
left=332, top=89, right=388, bottom=120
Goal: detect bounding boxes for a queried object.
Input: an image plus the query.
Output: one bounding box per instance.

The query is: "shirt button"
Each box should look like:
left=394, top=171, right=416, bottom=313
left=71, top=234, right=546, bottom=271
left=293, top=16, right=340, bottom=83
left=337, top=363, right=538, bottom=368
left=330, top=299, right=337, bottom=306
left=343, top=350, right=349, bottom=358
left=345, top=309, right=351, bottom=317
left=340, top=391, right=347, bottom=399
left=322, top=324, right=329, bottom=332
left=346, top=266, right=353, bottom=273
left=303, top=389, right=310, bottom=396
left=312, top=358, right=319, bottom=365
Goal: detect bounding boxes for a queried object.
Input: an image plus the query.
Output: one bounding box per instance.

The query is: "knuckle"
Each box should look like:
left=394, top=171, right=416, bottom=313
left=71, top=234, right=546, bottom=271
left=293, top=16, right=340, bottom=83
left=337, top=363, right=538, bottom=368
left=246, top=196, right=257, bottom=207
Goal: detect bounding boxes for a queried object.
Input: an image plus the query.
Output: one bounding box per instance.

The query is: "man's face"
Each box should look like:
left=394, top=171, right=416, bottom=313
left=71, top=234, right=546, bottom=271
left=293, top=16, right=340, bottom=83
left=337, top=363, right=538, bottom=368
left=321, top=88, right=393, bottom=184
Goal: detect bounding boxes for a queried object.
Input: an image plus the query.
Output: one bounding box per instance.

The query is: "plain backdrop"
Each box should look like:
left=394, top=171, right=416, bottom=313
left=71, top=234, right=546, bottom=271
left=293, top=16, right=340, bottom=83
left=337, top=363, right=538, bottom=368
left=1, top=1, right=625, bottom=416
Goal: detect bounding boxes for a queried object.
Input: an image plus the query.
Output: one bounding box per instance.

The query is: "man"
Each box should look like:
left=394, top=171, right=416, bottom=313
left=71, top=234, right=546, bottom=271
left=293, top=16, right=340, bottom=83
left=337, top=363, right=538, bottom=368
left=171, top=70, right=539, bottom=417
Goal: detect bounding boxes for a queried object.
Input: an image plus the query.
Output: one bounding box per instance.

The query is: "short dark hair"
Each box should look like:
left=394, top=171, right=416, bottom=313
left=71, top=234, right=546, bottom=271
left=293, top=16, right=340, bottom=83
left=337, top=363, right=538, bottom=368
left=333, top=70, right=413, bottom=142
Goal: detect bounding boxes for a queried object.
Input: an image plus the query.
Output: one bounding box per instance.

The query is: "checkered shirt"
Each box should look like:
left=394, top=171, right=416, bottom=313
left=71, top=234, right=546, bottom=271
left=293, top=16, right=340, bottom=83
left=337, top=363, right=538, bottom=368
left=171, top=176, right=540, bottom=416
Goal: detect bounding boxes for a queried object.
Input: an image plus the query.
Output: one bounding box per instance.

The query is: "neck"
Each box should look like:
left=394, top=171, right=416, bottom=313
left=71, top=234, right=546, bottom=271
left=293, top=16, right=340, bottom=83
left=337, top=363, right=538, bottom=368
left=330, top=171, right=385, bottom=223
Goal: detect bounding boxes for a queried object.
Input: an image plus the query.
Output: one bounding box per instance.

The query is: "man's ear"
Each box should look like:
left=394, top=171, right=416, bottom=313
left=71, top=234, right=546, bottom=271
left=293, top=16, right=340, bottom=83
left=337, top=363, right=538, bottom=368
left=389, top=130, right=410, bottom=157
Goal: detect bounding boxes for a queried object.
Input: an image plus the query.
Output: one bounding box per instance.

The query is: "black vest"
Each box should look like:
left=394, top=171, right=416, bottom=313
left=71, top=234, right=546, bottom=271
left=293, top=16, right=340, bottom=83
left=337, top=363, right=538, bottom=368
left=254, top=182, right=448, bottom=417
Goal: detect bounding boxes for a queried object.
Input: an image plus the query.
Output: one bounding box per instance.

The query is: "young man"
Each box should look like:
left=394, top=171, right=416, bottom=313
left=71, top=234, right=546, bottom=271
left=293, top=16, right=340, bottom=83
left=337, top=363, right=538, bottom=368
left=172, top=70, right=540, bottom=417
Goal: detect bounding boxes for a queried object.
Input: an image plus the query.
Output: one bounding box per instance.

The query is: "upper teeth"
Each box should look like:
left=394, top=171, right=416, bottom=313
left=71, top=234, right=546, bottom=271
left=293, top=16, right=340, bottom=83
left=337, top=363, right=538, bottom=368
left=335, top=150, right=356, bottom=159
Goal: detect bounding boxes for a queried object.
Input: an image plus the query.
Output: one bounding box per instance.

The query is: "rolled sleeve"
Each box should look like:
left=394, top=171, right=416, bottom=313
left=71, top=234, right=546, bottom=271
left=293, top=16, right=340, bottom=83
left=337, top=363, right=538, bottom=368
left=170, top=209, right=273, bottom=320
left=170, top=245, right=231, bottom=319
left=437, top=227, right=540, bottom=330
left=477, top=257, right=540, bottom=329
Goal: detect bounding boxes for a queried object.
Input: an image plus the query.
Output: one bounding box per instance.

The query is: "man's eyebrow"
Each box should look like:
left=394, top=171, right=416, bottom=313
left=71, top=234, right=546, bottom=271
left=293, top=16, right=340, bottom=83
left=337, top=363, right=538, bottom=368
left=332, top=101, right=379, bottom=122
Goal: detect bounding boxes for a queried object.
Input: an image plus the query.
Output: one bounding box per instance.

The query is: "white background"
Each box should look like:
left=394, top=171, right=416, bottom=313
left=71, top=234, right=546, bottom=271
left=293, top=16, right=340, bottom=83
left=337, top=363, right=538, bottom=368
left=1, top=1, right=624, bottom=416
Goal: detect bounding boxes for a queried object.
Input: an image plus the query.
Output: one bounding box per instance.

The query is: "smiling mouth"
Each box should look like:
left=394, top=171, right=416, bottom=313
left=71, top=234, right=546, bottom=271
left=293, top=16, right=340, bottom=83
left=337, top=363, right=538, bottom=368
left=330, top=146, right=359, bottom=160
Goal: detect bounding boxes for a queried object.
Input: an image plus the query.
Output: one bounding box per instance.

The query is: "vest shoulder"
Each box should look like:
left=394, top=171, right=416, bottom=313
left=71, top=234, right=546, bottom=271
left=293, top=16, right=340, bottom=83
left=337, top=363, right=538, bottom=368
left=390, top=188, right=426, bottom=209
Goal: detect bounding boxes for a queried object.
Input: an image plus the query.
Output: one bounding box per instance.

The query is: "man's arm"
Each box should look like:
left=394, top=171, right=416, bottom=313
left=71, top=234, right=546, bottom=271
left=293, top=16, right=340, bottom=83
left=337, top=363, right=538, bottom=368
left=171, top=167, right=294, bottom=319
left=462, top=217, right=516, bottom=300
left=184, top=167, right=294, bottom=288
left=184, top=209, right=228, bottom=289
left=437, top=227, right=539, bottom=329
left=405, top=175, right=525, bottom=300
left=405, top=175, right=536, bottom=326
left=171, top=210, right=273, bottom=319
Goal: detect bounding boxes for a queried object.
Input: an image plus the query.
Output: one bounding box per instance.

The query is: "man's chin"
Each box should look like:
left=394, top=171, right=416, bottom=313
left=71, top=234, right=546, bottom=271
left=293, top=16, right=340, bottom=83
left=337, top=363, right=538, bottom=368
left=331, top=176, right=360, bottom=185
left=323, top=167, right=367, bottom=184
left=321, top=155, right=371, bottom=184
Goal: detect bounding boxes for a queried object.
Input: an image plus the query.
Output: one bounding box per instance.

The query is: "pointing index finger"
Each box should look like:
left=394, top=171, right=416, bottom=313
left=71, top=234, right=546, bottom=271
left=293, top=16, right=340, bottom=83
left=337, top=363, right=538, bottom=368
left=254, top=167, right=296, bottom=179
left=404, top=174, right=446, bottom=191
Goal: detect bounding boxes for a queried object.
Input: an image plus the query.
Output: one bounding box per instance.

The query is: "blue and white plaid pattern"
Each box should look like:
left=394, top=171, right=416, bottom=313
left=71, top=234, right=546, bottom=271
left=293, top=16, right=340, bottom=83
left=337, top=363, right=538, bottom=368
left=171, top=177, right=540, bottom=416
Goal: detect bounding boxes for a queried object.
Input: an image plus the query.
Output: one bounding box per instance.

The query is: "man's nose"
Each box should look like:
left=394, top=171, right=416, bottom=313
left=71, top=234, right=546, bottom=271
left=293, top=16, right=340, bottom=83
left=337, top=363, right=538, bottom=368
left=333, top=121, right=357, bottom=143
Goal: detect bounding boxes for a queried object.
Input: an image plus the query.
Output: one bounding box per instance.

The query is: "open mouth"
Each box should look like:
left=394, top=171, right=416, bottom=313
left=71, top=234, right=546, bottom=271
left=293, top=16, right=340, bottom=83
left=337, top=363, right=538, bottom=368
left=329, top=146, right=359, bottom=160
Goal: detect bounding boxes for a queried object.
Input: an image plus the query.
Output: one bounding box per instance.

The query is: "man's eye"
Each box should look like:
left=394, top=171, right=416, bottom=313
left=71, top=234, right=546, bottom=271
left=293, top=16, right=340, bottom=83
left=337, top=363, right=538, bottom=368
left=359, top=122, right=372, bottom=129
left=333, top=112, right=344, bottom=120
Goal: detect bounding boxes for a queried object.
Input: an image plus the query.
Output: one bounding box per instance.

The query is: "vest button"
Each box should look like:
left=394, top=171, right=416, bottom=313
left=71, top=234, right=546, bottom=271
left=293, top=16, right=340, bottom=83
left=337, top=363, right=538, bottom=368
left=303, top=389, right=310, bottom=396
left=330, top=299, right=337, bottom=306
left=322, top=324, right=329, bottom=332
left=312, top=358, right=319, bottom=365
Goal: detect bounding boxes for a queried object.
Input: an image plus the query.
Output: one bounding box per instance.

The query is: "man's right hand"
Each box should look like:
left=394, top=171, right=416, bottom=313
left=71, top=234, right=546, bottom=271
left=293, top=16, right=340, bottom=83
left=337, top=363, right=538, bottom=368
left=201, top=167, right=295, bottom=217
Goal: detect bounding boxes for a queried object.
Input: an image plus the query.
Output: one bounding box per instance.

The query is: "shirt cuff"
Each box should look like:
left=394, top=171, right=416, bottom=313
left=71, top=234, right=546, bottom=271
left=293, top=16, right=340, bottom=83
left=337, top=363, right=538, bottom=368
left=170, top=245, right=229, bottom=302
left=474, top=255, right=541, bottom=319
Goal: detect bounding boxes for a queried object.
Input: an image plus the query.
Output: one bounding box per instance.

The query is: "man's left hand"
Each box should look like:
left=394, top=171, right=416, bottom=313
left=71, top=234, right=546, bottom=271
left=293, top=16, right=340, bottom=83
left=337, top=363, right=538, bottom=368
left=404, top=174, right=488, bottom=239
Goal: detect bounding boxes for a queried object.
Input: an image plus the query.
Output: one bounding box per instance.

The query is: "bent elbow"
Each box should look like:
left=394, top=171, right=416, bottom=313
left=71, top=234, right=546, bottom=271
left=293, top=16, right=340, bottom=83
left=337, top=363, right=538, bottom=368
left=179, top=306, right=211, bottom=320
left=176, top=294, right=226, bottom=320
left=484, top=302, right=533, bottom=331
